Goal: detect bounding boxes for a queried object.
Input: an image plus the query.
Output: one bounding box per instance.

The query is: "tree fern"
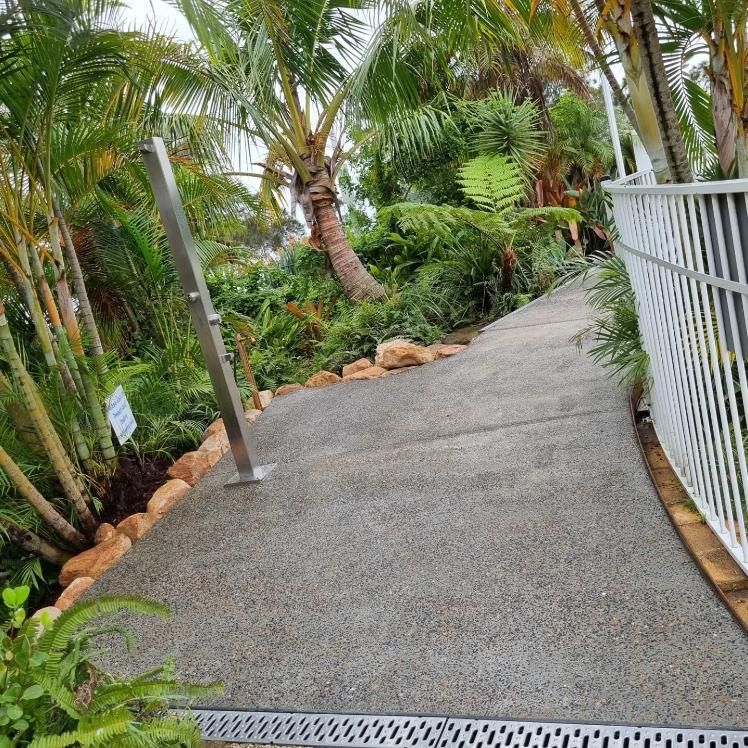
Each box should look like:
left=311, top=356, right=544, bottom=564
left=457, top=154, right=526, bottom=216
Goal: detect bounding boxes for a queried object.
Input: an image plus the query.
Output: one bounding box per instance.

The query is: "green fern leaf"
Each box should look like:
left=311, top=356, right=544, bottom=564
left=457, top=155, right=526, bottom=216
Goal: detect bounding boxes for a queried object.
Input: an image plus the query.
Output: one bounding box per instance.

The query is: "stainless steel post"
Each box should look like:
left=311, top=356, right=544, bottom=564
left=139, top=137, right=274, bottom=485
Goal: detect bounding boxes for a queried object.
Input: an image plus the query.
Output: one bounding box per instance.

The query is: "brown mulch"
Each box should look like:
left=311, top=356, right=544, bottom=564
left=95, top=456, right=171, bottom=525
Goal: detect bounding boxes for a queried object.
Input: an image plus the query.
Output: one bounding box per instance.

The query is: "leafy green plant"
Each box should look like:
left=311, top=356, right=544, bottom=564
left=0, top=586, right=220, bottom=747
left=573, top=254, right=649, bottom=384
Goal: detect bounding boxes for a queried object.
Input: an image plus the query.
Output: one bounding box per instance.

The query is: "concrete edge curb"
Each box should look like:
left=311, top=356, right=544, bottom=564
left=629, top=385, right=748, bottom=633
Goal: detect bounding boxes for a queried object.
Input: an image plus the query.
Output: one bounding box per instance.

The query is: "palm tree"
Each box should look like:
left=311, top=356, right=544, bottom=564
left=596, top=0, right=674, bottom=181
left=630, top=0, right=693, bottom=182
left=657, top=0, right=747, bottom=177
left=172, top=0, right=538, bottom=301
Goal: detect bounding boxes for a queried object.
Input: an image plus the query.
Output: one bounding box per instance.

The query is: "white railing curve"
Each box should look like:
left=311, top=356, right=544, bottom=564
left=603, top=171, right=748, bottom=574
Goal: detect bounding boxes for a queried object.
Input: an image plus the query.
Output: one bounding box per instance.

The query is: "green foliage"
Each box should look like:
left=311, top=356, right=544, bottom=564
left=547, top=92, right=615, bottom=182
left=460, top=94, right=545, bottom=176
left=0, top=587, right=220, bottom=747
left=573, top=254, right=649, bottom=385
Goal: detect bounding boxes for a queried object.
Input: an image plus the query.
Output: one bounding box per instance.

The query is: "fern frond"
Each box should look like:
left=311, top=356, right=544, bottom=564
left=457, top=155, right=526, bottom=216
left=118, top=716, right=203, bottom=748
left=33, top=671, right=83, bottom=719
left=514, top=206, right=581, bottom=225
left=91, top=680, right=222, bottom=710
left=28, top=707, right=133, bottom=748
left=385, top=203, right=512, bottom=248
left=38, top=597, right=170, bottom=676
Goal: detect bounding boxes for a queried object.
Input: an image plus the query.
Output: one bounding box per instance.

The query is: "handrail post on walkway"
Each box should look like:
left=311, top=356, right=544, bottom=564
left=139, top=136, right=275, bottom=485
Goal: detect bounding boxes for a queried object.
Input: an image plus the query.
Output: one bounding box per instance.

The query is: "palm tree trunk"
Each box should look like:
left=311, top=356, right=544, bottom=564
left=303, top=164, right=385, bottom=301
left=568, top=0, right=640, bottom=137
left=0, top=301, right=98, bottom=535
left=630, top=0, right=692, bottom=183
left=710, top=56, right=737, bottom=176
left=598, top=0, right=671, bottom=182
left=315, top=199, right=386, bottom=301
left=55, top=209, right=106, bottom=368
left=0, top=518, right=72, bottom=565
left=0, top=446, right=87, bottom=550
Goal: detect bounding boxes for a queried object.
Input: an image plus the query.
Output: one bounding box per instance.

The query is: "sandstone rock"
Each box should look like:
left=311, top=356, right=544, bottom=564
left=200, top=431, right=229, bottom=455
left=342, top=366, right=388, bottom=382
left=258, top=390, right=274, bottom=408
left=305, top=370, right=342, bottom=388
left=117, top=512, right=157, bottom=543
left=202, top=418, right=225, bottom=441
left=427, top=343, right=468, bottom=359
left=55, top=576, right=94, bottom=611
left=166, top=451, right=211, bottom=486
left=59, top=534, right=132, bottom=587
left=375, top=339, right=434, bottom=369
left=275, top=383, right=304, bottom=397
left=94, top=522, right=116, bottom=544
left=201, top=448, right=223, bottom=467
left=387, top=365, right=417, bottom=375
left=147, top=479, right=191, bottom=518
left=342, top=358, right=372, bottom=378
left=245, top=409, right=261, bottom=425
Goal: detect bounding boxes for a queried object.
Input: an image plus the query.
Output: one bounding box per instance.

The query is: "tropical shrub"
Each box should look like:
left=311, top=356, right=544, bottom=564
left=573, top=254, right=649, bottom=384
left=0, top=586, right=220, bottom=747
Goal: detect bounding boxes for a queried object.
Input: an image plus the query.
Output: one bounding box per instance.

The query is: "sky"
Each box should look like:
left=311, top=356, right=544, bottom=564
left=121, top=0, right=194, bottom=40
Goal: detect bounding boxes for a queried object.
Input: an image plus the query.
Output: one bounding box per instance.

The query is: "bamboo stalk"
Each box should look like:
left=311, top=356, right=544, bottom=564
left=46, top=211, right=84, bottom=356
left=10, top=234, right=92, bottom=465
left=0, top=445, right=86, bottom=550
left=29, top=244, right=116, bottom=466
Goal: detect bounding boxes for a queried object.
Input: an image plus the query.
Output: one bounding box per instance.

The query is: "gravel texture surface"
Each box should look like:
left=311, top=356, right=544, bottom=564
left=92, top=285, right=748, bottom=727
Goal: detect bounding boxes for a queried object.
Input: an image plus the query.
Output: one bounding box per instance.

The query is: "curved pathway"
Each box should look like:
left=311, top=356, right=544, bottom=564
left=94, top=283, right=748, bottom=727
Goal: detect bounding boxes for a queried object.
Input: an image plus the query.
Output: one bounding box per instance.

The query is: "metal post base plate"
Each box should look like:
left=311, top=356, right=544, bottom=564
left=225, top=463, right=276, bottom=486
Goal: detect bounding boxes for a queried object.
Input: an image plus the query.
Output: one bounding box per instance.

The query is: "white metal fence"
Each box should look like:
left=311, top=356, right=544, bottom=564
left=604, top=172, right=748, bottom=574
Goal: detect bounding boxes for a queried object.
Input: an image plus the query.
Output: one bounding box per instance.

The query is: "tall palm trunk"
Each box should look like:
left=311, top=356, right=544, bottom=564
left=710, top=57, right=737, bottom=176
left=300, top=162, right=385, bottom=301
left=599, top=0, right=671, bottom=182
left=630, top=0, right=693, bottom=183
left=55, top=208, right=106, bottom=368
left=0, top=445, right=87, bottom=550
left=567, top=0, right=640, bottom=137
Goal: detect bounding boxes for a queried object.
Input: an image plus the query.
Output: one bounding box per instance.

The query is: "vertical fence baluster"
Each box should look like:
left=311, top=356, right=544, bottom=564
left=603, top=172, right=748, bottom=573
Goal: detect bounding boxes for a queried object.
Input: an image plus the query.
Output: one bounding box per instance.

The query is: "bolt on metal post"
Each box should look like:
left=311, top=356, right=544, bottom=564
left=139, top=137, right=274, bottom=485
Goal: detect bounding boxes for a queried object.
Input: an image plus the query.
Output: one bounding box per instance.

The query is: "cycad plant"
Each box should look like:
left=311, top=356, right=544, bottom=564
left=0, top=586, right=220, bottom=747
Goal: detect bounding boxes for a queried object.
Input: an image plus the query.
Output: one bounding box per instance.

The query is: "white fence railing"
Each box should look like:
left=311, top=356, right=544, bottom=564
left=604, top=172, right=748, bottom=574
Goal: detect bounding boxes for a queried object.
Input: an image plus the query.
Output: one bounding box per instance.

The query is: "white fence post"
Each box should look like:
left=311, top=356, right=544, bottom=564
left=604, top=173, right=748, bottom=573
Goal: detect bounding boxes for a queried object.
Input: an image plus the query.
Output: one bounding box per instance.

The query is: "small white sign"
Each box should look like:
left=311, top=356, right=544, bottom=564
left=105, top=386, right=137, bottom=445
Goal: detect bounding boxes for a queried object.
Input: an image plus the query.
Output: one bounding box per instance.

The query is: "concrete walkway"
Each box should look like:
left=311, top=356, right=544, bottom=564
left=94, top=285, right=748, bottom=728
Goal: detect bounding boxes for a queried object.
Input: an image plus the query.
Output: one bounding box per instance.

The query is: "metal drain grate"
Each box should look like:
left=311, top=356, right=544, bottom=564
left=192, top=710, right=445, bottom=746
left=189, top=710, right=748, bottom=748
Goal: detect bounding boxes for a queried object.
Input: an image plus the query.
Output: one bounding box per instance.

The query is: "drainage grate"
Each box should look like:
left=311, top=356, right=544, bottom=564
left=192, top=710, right=445, bottom=746
left=189, top=710, right=748, bottom=748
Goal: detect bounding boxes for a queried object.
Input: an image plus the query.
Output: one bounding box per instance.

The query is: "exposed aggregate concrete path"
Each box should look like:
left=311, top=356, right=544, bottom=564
left=93, top=285, right=748, bottom=728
